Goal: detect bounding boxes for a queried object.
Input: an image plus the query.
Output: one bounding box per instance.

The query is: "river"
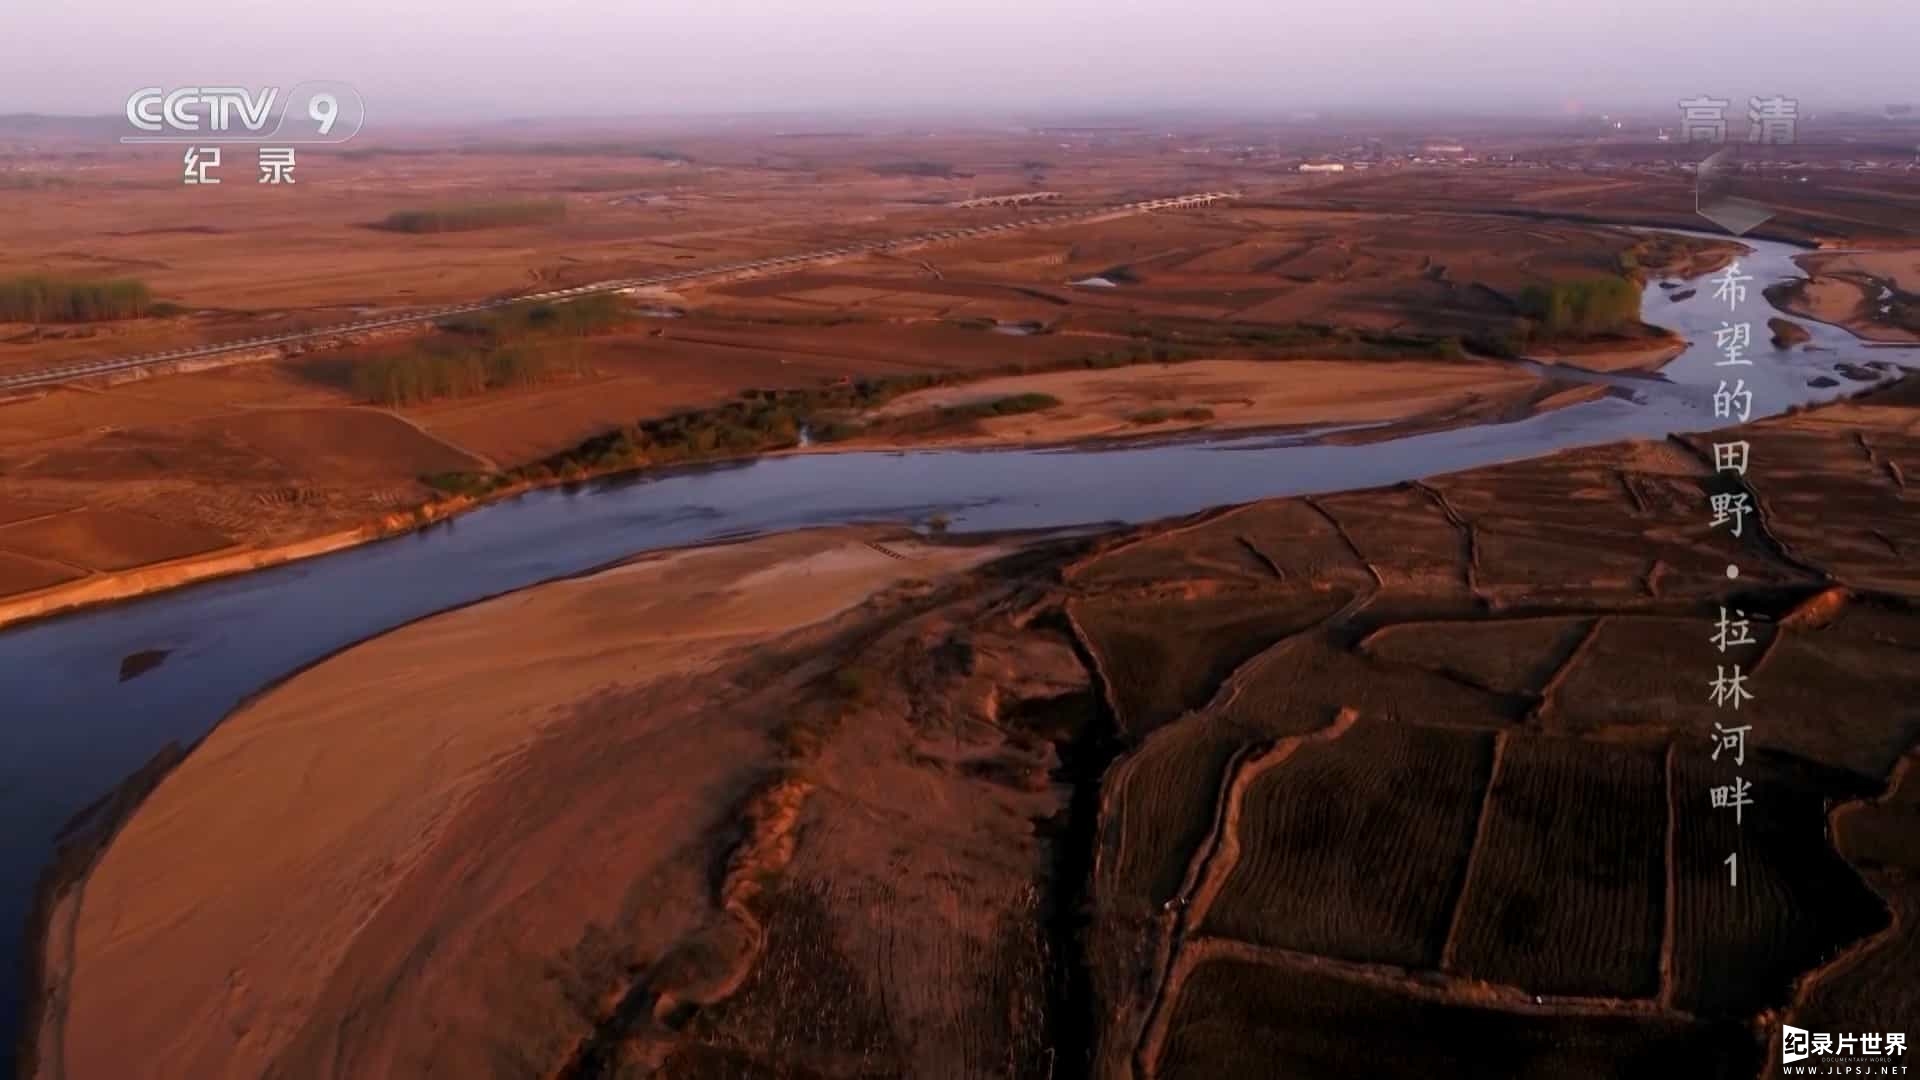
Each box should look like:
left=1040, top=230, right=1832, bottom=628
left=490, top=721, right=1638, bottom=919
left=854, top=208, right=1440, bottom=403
left=0, top=230, right=1913, bottom=1070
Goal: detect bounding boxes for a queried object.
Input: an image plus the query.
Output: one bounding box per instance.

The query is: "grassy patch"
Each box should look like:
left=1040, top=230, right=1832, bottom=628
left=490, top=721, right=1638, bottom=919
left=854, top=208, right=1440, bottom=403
left=420, top=471, right=501, bottom=497
left=462, top=141, right=689, bottom=161
left=344, top=333, right=594, bottom=407
left=868, top=160, right=961, bottom=178
left=350, top=342, right=592, bottom=407
left=696, top=310, right=873, bottom=328
left=330, top=295, right=633, bottom=408
left=774, top=663, right=885, bottom=760
left=1513, top=274, right=1641, bottom=339
left=663, top=880, right=903, bottom=1070
left=438, top=294, right=631, bottom=343
left=563, top=172, right=676, bottom=192
left=938, top=392, right=1061, bottom=421
left=336, top=145, right=447, bottom=161
left=1119, top=321, right=1467, bottom=360
left=810, top=420, right=865, bottom=443
left=373, top=199, right=567, bottom=233
left=0, top=173, right=70, bottom=190
left=1078, top=343, right=1200, bottom=369
left=509, top=376, right=950, bottom=478
left=410, top=325, right=1476, bottom=504
left=1128, top=406, right=1215, bottom=425
left=0, top=275, right=153, bottom=322
left=830, top=665, right=878, bottom=703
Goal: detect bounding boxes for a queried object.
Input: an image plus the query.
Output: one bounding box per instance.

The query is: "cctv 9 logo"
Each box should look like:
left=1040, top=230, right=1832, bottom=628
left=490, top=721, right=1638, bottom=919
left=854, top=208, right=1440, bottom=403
left=122, top=81, right=365, bottom=144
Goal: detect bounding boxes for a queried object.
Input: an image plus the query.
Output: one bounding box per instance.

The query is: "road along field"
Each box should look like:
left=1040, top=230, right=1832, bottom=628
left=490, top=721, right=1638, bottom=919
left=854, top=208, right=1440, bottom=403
left=27, top=375, right=1920, bottom=1079
left=2, top=190, right=1707, bottom=628
left=0, top=192, right=1238, bottom=393
left=4, top=144, right=1761, bottom=629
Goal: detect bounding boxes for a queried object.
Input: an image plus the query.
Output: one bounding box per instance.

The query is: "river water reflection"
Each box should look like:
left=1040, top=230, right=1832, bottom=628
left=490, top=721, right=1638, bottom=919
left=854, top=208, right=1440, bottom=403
left=0, top=230, right=1913, bottom=1066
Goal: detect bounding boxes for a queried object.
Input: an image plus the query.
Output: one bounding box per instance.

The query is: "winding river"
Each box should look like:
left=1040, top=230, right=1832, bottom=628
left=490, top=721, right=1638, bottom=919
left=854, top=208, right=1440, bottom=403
left=1, top=230, right=1914, bottom=1067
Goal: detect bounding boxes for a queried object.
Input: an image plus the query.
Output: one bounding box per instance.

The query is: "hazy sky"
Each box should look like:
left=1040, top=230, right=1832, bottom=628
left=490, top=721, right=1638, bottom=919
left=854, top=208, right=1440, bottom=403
left=3, top=0, right=1915, bottom=120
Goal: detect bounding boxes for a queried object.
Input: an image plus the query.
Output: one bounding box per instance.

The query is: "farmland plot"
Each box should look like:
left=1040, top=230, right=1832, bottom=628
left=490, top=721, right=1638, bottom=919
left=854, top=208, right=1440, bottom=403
left=1446, top=736, right=1667, bottom=997
left=1200, top=717, right=1494, bottom=967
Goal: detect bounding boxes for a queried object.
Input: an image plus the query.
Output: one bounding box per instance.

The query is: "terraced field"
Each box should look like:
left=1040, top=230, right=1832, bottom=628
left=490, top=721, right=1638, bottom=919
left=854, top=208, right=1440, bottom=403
left=1064, top=378, right=1920, bottom=1078
left=1360, top=616, right=1593, bottom=696
left=1445, top=737, right=1667, bottom=998
left=1794, top=750, right=1920, bottom=1067
left=1069, top=586, right=1351, bottom=739
left=1668, top=751, right=1886, bottom=1016
left=30, top=378, right=1920, bottom=1079
left=1155, top=952, right=1758, bottom=1080
left=1199, top=718, right=1493, bottom=966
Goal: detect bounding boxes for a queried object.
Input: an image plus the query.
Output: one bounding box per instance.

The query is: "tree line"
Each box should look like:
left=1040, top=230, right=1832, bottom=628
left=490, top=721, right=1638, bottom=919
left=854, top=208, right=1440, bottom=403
left=374, top=199, right=567, bottom=234
left=351, top=343, right=591, bottom=407
left=1516, top=275, right=1641, bottom=338
left=0, top=275, right=152, bottom=322
left=348, top=296, right=630, bottom=406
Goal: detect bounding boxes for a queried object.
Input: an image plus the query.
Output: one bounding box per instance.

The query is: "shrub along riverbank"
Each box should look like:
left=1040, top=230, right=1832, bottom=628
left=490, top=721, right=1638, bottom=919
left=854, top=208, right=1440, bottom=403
left=416, top=326, right=1482, bottom=498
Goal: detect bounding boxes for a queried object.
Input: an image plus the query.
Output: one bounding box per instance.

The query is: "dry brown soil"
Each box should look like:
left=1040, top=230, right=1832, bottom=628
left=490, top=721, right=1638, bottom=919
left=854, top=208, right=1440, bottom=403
left=1779, top=248, right=1920, bottom=344
left=859, top=358, right=1547, bottom=446
left=29, top=377, right=1920, bottom=1079
left=3, top=132, right=1761, bottom=615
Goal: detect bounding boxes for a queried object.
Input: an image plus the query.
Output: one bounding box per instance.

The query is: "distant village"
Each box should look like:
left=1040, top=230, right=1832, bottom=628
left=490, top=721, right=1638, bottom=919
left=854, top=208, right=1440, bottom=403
left=1198, top=137, right=1920, bottom=177
left=1141, top=108, right=1920, bottom=177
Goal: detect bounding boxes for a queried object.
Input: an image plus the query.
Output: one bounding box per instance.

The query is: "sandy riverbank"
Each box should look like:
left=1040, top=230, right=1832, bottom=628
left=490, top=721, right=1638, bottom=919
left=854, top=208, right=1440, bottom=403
left=0, top=500, right=480, bottom=632
left=25, top=525, right=1016, bottom=1079
left=1775, top=250, right=1920, bottom=345
left=29, top=374, right=1920, bottom=1076
left=0, top=355, right=1580, bottom=632
left=1524, top=332, right=1688, bottom=373
left=856, top=357, right=1556, bottom=448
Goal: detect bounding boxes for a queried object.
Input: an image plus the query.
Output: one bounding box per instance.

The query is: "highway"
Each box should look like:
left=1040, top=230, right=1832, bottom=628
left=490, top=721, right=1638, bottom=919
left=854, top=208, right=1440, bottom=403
left=0, top=192, right=1238, bottom=394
